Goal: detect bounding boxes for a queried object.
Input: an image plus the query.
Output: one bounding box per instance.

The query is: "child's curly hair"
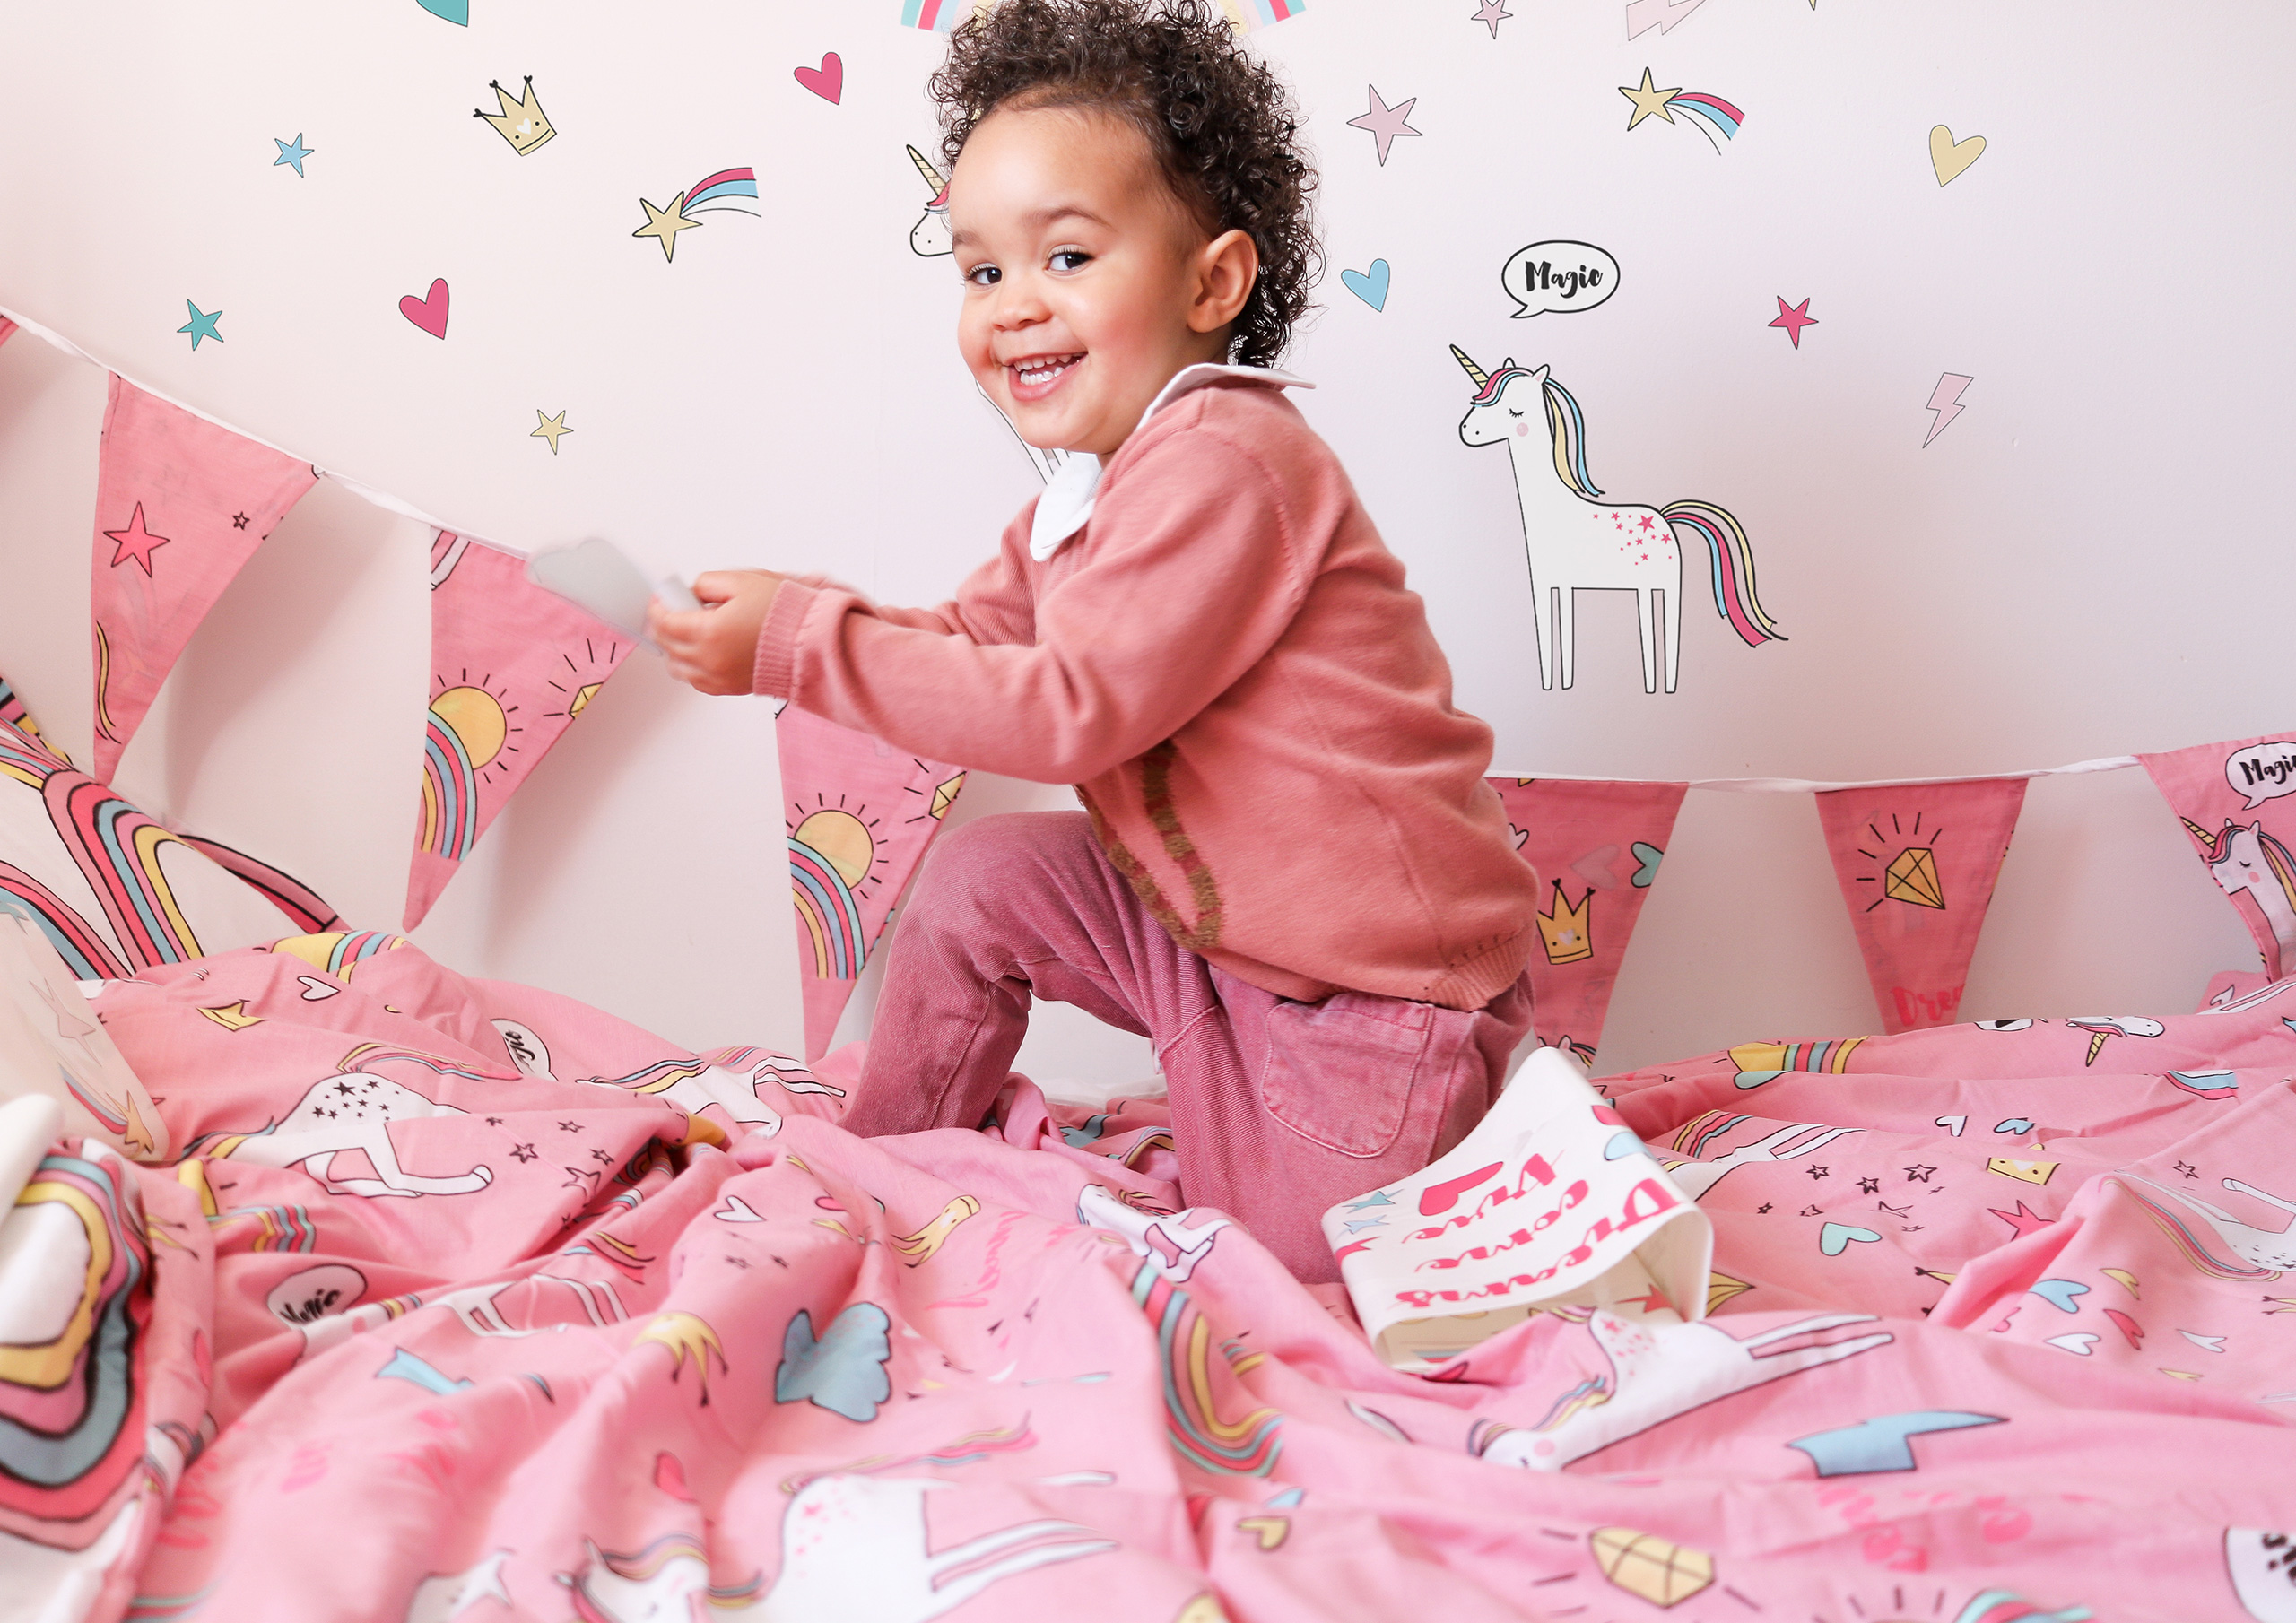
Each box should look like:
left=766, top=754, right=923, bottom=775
left=927, top=0, right=1320, bottom=369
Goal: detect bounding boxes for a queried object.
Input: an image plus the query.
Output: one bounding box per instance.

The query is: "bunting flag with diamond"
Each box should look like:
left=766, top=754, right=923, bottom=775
left=1815, top=777, right=2028, bottom=1033
left=779, top=706, right=967, bottom=1059
left=2139, top=733, right=2296, bottom=981
left=404, top=534, right=632, bottom=929
left=1486, top=777, right=1689, bottom=1062
left=90, top=377, right=318, bottom=779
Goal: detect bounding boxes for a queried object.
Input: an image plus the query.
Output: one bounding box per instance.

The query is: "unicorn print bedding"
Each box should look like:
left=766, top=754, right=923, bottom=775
left=5, top=910, right=2296, bottom=1623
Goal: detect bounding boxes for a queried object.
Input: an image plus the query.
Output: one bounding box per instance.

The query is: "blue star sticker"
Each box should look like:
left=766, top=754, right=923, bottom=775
left=273, top=133, right=315, bottom=177
left=177, top=300, right=223, bottom=350
left=1343, top=1191, right=1395, bottom=1211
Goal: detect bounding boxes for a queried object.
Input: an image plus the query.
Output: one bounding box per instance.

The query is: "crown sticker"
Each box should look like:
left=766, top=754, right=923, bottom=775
left=475, top=76, right=554, bottom=156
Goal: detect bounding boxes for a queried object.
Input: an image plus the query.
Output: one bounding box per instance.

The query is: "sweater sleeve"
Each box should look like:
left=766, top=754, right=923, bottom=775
left=755, top=426, right=1308, bottom=783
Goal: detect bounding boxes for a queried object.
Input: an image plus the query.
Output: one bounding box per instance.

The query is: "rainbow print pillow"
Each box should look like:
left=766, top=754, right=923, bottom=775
left=0, top=674, right=340, bottom=980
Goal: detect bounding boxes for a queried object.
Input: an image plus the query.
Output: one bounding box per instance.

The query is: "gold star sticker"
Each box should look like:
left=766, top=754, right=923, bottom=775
left=1620, top=67, right=1681, bottom=130
left=532, top=410, right=572, bottom=454
left=631, top=192, right=701, bottom=262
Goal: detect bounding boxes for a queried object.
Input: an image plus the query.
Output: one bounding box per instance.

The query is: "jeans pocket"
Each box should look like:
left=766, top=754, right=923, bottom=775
left=1258, top=992, right=1433, bottom=1159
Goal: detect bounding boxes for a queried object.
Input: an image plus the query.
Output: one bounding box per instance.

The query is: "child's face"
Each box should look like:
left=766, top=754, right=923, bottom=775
left=949, top=104, right=1254, bottom=457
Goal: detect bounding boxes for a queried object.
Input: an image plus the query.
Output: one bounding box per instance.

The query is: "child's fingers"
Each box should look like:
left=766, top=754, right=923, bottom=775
left=691, top=569, right=756, bottom=606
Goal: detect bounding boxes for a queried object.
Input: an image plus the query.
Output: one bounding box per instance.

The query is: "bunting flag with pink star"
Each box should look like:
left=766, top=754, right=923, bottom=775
left=1487, top=776, right=1688, bottom=1062
left=1815, top=778, right=2028, bottom=1033
left=404, top=534, right=633, bottom=929
left=89, top=376, right=317, bottom=779
left=780, top=705, right=968, bottom=1058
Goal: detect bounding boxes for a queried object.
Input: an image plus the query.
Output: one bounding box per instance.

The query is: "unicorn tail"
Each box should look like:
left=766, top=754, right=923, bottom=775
left=1663, top=499, right=1784, bottom=647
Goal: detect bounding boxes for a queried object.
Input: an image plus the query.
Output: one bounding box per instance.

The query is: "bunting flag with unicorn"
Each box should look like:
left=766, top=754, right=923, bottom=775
left=89, top=376, right=318, bottom=779
left=1486, top=776, right=1688, bottom=1061
left=404, top=534, right=631, bottom=930
left=1814, top=777, right=2029, bottom=1034
left=2141, top=733, right=2296, bottom=982
left=1449, top=346, right=1784, bottom=694
left=778, top=706, right=967, bottom=1059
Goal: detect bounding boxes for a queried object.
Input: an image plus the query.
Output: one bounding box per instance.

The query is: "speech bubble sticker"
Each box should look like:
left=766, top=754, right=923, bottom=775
left=1504, top=240, right=1621, bottom=319
left=2225, top=741, right=2296, bottom=810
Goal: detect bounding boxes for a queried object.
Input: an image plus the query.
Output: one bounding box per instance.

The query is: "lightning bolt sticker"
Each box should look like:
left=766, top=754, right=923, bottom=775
left=1787, top=1410, right=2005, bottom=1476
left=1624, top=0, right=1711, bottom=37
left=1924, top=373, right=1974, bottom=447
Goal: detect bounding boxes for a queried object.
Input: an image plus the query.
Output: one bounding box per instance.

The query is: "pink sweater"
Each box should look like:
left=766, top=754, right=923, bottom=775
left=752, top=375, right=1538, bottom=1011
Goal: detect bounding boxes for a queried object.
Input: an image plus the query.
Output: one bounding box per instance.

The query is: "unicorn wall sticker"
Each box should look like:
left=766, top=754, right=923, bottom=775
left=906, top=144, right=952, bottom=257
left=2188, top=817, right=2296, bottom=978
left=1452, top=347, right=1784, bottom=693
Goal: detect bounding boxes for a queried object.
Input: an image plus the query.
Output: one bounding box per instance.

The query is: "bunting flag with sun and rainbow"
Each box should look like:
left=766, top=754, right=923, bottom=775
left=778, top=706, right=967, bottom=1058
left=403, top=534, right=631, bottom=929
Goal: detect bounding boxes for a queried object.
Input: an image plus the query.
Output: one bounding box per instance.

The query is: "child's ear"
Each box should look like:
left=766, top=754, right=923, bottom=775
left=1189, top=229, right=1260, bottom=337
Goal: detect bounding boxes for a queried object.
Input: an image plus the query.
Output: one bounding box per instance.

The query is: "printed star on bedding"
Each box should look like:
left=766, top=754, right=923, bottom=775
left=1470, top=1, right=1512, bottom=37
left=2173, top=1160, right=2197, bottom=1178
left=1903, top=1164, right=1935, bottom=1183
left=1806, top=1165, right=1830, bottom=1180
left=1857, top=1176, right=1881, bottom=1193
left=104, top=502, right=173, bottom=577
left=1347, top=85, right=1423, bottom=167
left=1989, top=1200, right=2055, bottom=1238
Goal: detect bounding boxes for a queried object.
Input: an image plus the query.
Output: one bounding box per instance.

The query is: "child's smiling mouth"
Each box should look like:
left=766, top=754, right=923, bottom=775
left=1006, top=351, right=1085, bottom=403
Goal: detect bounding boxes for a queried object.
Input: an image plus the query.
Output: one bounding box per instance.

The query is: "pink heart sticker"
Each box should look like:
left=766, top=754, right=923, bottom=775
left=399, top=278, right=450, bottom=338
left=794, top=51, right=843, bottom=104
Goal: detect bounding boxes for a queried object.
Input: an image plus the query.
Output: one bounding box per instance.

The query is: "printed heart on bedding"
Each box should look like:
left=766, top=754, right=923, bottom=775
left=774, top=1300, right=891, bottom=1422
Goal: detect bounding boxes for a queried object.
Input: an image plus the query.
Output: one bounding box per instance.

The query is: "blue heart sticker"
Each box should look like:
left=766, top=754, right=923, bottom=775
left=1994, top=1117, right=2036, bottom=1135
left=774, top=1301, right=892, bottom=1422
left=1819, top=1222, right=1883, bottom=1256
left=2028, top=1278, right=2089, bottom=1313
left=1630, top=842, right=1665, bottom=887
left=1340, top=258, right=1391, bottom=311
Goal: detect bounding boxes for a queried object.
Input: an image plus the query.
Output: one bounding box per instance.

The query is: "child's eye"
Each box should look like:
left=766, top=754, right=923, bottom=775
left=1049, top=250, right=1091, bottom=273
left=964, top=263, right=1001, bottom=287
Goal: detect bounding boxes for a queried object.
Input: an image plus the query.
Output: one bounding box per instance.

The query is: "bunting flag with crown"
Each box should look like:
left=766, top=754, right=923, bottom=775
left=1487, top=777, right=1688, bottom=1061
left=1814, top=778, right=2028, bottom=1033
left=404, top=534, right=632, bottom=929
left=779, top=706, right=968, bottom=1059
left=89, top=377, right=319, bottom=780
left=2139, top=733, right=2296, bottom=982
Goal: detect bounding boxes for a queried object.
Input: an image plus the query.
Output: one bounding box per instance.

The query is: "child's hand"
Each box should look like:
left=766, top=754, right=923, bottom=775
left=649, top=569, right=786, bottom=696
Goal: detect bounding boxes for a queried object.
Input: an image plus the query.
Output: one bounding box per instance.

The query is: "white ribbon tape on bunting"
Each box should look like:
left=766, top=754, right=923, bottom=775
left=0, top=298, right=520, bottom=556
left=1498, top=757, right=2140, bottom=795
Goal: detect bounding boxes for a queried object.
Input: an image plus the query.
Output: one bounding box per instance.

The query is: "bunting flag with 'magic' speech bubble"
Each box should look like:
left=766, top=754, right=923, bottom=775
left=404, top=534, right=632, bottom=929
left=2140, top=732, right=2296, bottom=981
left=779, top=705, right=968, bottom=1059
left=1486, top=777, right=1688, bottom=1062
left=1815, top=777, right=2028, bottom=1034
left=90, top=377, right=318, bottom=780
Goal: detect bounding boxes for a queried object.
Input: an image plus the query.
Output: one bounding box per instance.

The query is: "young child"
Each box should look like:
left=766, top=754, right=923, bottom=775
left=651, top=0, right=1539, bottom=1280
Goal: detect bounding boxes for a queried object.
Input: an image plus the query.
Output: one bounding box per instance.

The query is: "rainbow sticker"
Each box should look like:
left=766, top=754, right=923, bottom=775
left=900, top=0, right=991, bottom=30
left=1222, top=0, right=1306, bottom=26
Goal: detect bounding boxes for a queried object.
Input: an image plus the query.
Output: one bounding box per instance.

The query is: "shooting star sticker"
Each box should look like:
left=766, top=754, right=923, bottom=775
left=1624, top=0, right=1712, bottom=39
left=1787, top=1410, right=2005, bottom=1477
left=1923, top=373, right=1974, bottom=446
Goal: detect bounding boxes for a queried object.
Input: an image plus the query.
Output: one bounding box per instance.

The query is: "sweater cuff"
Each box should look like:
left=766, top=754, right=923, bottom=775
left=751, top=578, right=820, bottom=699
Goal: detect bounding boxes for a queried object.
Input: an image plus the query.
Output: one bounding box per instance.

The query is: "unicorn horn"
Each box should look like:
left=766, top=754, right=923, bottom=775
left=1449, top=344, right=1490, bottom=389
left=906, top=144, right=947, bottom=194
left=2181, top=817, right=2214, bottom=842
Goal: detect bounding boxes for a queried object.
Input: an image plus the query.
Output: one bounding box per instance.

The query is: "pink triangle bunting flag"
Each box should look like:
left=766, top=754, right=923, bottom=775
left=2139, top=733, right=2296, bottom=981
left=1486, top=777, right=1688, bottom=1062
left=779, top=705, right=968, bottom=1059
left=90, top=376, right=318, bottom=778
left=404, top=534, right=632, bottom=928
left=1815, top=778, right=2028, bottom=1033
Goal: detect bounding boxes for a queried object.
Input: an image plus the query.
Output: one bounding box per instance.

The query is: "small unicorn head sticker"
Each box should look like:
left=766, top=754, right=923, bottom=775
left=907, top=145, right=952, bottom=257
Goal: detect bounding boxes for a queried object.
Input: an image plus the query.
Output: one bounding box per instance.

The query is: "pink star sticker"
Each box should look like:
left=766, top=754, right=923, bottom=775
left=1347, top=85, right=1423, bottom=167
left=103, top=502, right=173, bottom=576
left=1988, top=1200, right=2055, bottom=1239
left=1470, top=1, right=1513, bottom=36
left=1769, top=296, right=1819, bottom=350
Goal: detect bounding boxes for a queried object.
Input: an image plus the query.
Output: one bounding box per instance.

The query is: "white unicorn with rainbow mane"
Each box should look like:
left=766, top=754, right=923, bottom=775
left=1452, top=347, right=1783, bottom=693
left=2187, top=816, right=2296, bottom=976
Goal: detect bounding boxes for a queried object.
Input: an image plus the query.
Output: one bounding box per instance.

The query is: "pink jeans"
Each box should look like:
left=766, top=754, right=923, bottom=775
left=846, top=812, right=1535, bottom=1280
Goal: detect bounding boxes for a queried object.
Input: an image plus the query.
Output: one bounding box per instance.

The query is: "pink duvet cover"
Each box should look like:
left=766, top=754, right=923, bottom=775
left=9, top=936, right=2295, bottom=1623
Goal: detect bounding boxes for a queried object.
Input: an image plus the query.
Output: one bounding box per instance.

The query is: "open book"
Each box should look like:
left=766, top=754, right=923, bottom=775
left=1321, top=1046, right=1711, bottom=1372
